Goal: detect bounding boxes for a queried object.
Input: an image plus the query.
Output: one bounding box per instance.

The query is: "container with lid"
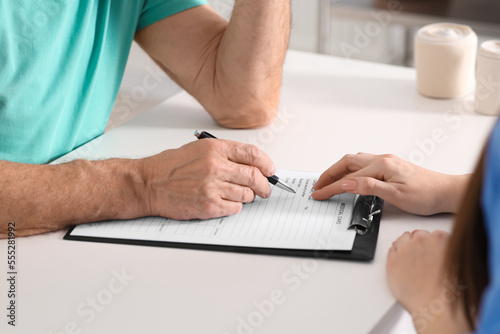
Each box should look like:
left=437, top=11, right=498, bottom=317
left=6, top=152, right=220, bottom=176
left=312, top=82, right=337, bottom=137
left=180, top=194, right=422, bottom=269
left=415, top=23, right=478, bottom=98
left=475, top=40, right=500, bottom=116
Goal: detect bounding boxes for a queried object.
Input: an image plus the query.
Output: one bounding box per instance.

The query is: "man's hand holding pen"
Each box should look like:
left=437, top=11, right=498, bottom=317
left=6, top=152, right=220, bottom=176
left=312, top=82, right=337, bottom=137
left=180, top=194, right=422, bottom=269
left=139, top=139, right=276, bottom=221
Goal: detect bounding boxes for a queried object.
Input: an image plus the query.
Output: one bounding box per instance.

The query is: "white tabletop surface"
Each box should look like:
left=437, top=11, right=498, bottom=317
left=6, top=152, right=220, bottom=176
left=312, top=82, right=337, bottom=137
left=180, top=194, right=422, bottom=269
left=1, top=50, right=496, bottom=334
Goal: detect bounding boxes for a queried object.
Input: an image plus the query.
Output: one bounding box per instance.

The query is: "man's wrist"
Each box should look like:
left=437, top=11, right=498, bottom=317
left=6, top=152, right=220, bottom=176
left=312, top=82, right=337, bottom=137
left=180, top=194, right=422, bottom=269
left=90, top=158, right=152, bottom=220
left=126, top=158, right=152, bottom=219
left=132, top=150, right=175, bottom=219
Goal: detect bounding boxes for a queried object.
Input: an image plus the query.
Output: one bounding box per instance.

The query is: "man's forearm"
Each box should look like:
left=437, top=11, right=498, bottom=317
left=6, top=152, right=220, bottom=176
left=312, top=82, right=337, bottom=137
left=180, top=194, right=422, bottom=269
left=0, top=159, right=147, bottom=238
left=134, top=3, right=290, bottom=128
left=211, top=0, right=291, bottom=127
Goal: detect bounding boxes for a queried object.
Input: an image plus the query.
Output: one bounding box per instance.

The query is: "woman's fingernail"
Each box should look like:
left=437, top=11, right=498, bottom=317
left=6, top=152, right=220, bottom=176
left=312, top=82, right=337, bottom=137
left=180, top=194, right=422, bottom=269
left=266, top=187, right=272, bottom=197
left=341, top=180, right=357, bottom=191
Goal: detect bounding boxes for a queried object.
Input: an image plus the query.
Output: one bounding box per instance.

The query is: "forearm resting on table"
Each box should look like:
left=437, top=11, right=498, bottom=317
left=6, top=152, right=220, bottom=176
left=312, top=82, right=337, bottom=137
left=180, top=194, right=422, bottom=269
left=0, top=159, right=147, bottom=238
left=135, top=1, right=290, bottom=129
left=209, top=0, right=291, bottom=128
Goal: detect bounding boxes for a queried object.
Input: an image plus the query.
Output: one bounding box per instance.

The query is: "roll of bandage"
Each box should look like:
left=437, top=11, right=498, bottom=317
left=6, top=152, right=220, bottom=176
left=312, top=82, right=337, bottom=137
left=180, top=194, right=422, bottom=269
left=415, top=23, right=478, bottom=98
left=475, top=40, right=500, bottom=116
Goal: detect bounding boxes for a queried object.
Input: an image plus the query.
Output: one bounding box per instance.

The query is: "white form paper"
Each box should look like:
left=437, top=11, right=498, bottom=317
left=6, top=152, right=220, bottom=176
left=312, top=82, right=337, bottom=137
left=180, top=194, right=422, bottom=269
left=69, top=171, right=357, bottom=250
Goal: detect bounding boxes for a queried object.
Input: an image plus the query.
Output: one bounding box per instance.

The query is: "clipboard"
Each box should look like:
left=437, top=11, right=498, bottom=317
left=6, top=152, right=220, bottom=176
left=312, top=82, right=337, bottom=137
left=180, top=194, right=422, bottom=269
left=64, top=195, right=383, bottom=262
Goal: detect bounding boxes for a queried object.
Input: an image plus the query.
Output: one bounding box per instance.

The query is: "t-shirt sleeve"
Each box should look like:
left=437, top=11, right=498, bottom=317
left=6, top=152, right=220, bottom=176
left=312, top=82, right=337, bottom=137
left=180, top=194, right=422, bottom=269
left=137, top=0, right=208, bottom=31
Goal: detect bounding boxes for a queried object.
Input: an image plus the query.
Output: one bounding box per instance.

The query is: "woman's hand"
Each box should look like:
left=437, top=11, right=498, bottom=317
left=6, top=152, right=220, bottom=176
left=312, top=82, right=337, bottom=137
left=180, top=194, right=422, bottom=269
left=386, top=230, right=470, bottom=334
left=387, top=230, right=449, bottom=313
left=312, top=153, right=470, bottom=215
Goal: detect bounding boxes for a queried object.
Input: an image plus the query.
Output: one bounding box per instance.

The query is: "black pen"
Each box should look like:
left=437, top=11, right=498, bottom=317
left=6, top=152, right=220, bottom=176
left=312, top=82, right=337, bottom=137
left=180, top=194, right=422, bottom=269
left=194, top=130, right=296, bottom=194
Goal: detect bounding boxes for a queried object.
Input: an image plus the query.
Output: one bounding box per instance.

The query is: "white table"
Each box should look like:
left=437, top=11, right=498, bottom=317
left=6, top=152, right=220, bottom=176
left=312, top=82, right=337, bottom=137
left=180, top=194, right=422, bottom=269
left=1, top=50, right=495, bottom=334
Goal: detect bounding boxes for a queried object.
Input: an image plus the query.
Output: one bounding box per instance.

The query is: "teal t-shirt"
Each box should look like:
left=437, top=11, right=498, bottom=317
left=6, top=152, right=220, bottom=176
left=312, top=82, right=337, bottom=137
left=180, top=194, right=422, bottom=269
left=0, top=0, right=206, bottom=164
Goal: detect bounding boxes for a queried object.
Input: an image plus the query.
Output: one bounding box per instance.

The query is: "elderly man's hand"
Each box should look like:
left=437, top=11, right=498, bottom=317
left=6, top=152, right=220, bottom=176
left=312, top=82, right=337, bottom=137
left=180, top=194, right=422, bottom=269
left=141, top=139, right=276, bottom=220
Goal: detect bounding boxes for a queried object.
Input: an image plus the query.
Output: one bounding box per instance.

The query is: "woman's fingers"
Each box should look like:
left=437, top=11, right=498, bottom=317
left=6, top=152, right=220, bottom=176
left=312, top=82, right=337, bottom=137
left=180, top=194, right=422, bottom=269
left=312, top=159, right=399, bottom=200
left=312, top=175, right=396, bottom=201
left=313, top=153, right=377, bottom=190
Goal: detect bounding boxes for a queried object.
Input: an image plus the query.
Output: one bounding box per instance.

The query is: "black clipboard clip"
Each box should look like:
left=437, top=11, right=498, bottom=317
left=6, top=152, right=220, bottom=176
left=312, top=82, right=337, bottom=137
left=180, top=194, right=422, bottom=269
left=348, top=196, right=383, bottom=235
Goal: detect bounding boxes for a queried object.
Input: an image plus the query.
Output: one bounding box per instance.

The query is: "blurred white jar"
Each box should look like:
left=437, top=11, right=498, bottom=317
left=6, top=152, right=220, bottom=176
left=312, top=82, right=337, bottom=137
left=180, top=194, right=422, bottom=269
left=475, top=40, right=500, bottom=116
left=415, top=23, right=478, bottom=98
